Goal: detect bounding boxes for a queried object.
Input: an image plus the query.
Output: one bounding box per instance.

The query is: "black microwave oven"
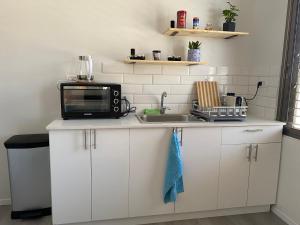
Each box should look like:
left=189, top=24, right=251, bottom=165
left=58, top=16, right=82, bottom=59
left=60, top=82, right=122, bottom=119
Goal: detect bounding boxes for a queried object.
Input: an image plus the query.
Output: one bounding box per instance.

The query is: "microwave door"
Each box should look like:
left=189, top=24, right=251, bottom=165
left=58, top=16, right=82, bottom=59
left=63, top=86, right=111, bottom=113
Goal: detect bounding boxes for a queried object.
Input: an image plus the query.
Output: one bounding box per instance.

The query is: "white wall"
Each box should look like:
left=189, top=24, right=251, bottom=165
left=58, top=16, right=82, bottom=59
left=0, top=0, right=288, bottom=204
left=246, top=0, right=288, bottom=119
left=0, top=0, right=255, bottom=203
left=272, top=136, right=300, bottom=225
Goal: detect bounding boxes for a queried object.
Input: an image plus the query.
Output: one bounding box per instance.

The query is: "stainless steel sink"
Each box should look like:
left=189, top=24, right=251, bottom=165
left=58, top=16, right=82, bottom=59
left=136, top=114, right=205, bottom=123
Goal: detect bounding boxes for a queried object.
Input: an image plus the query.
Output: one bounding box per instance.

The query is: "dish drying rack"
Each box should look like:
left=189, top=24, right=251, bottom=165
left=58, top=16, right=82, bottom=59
left=191, top=101, right=248, bottom=122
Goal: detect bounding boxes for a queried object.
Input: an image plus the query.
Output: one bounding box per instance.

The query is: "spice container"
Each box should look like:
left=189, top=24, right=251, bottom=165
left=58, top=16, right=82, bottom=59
left=177, top=10, right=187, bottom=28
left=205, top=23, right=214, bottom=30
left=193, top=17, right=200, bottom=29
left=170, top=20, right=175, bottom=28
left=152, top=50, right=161, bottom=60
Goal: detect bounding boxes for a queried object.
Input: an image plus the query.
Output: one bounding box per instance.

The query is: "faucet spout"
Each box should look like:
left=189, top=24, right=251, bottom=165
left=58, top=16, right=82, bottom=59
left=160, top=92, right=168, bottom=114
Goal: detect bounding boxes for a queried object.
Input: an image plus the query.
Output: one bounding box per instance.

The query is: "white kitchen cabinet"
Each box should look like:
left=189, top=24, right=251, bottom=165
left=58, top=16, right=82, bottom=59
left=219, top=142, right=282, bottom=209
left=48, top=120, right=283, bottom=225
left=129, top=128, right=174, bottom=217
left=92, top=129, right=130, bottom=220
left=175, top=128, right=221, bottom=213
left=222, top=126, right=282, bottom=145
left=49, top=130, right=92, bottom=225
left=247, top=143, right=281, bottom=206
left=218, top=145, right=250, bottom=209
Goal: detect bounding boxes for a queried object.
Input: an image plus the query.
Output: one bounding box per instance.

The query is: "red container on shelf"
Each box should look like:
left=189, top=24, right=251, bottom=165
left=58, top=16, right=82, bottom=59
left=177, top=10, right=187, bottom=28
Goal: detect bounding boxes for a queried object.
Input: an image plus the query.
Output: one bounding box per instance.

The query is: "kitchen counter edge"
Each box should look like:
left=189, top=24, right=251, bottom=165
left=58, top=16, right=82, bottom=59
left=46, top=115, right=285, bottom=130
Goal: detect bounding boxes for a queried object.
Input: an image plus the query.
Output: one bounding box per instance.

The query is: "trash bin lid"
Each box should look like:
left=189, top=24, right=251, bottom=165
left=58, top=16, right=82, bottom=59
left=4, top=134, right=49, bottom=149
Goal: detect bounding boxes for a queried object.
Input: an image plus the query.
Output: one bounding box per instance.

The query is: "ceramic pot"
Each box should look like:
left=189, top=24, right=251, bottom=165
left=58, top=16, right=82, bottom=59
left=187, top=49, right=201, bottom=62
left=223, top=22, right=236, bottom=32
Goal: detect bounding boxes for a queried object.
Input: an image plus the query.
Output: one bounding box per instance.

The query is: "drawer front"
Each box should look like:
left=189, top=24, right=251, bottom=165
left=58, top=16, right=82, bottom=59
left=222, top=126, right=283, bottom=145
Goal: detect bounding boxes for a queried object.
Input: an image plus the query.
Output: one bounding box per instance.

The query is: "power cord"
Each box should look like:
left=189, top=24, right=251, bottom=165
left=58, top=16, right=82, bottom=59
left=120, top=97, right=136, bottom=117
left=246, top=81, right=263, bottom=101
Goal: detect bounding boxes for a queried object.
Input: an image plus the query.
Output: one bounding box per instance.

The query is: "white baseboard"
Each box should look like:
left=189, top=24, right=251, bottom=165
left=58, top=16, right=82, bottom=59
left=0, top=199, right=11, bottom=206
left=62, top=205, right=270, bottom=225
left=272, top=206, right=299, bottom=225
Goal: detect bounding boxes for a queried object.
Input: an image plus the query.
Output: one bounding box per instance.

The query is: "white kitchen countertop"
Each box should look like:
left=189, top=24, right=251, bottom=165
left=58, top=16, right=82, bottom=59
left=46, top=115, right=285, bottom=130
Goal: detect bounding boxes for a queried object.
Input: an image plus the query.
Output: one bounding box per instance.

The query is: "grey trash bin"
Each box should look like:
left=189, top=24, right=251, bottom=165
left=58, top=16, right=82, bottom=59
left=4, top=134, right=51, bottom=219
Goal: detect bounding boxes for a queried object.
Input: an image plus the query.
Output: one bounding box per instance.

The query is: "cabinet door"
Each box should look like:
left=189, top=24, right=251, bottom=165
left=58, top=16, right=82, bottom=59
left=49, top=130, right=91, bottom=225
left=218, top=145, right=250, bottom=209
left=175, top=128, right=221, bottom=213
left=247, top=143, right=281, bottom=206
left=92, top=129, right=129, bottom=220
left=129, top=128, right=174, bottom=217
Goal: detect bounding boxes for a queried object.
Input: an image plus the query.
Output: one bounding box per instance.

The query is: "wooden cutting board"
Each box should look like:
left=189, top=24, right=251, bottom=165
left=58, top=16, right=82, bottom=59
left=196, top=81, right=221, bottom=107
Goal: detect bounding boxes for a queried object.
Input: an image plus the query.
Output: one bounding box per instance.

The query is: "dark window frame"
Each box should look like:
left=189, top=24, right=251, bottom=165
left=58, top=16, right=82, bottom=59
left=277, top=0, right=300, bottom=139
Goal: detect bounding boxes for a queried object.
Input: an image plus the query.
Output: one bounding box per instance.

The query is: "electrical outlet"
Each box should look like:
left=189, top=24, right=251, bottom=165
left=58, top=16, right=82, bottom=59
left=258, top=81, right=265, bottom=87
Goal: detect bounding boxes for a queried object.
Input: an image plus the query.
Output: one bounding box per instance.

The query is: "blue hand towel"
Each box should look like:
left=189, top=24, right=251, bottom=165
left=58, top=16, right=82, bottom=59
left=163, top=131, right=184, bottom=203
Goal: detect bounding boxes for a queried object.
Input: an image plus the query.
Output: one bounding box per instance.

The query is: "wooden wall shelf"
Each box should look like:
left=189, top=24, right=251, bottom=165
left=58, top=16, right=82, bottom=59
left=124, top=59, right=207, bottom=66
left=164, top=28, right=249, bottom=39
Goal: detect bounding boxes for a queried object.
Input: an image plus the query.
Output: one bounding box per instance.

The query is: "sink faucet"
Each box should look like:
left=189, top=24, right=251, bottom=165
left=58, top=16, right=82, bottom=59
left=160, top=92, right=168, bottom=114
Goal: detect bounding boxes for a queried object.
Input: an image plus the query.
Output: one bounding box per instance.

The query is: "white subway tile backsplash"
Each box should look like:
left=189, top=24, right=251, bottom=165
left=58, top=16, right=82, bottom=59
left=248, top=76, right=260, bottom=86
left=124, top=75, right=152, bottom=84
left=224, top=85, right=248, bottom=95
left=102, top=62, right=133, bottom=74
left=266, top=77, right=280, bottom=87
left=266, top=87, right=278, bottom=98
left=248, top=85, right=257, bottom=97
left=122, top=84, right=143, bottom=94
left=134, top=95, right=160, bottom=104
left=134, top=104, right=152, bottom=114
left=170, top=85, right=195, bottom=95
left=94, top=74, right=123, bottom=83
left=215, top=76, right=233, bottom=85
left=189, top=66, right=216, bottom=76
left=164, top=95, right=190, bottom=104
left=181, top=76, right=207, bottom=84
left=162, top=65, right=189, bottom=75
left=264, top=107, right=277, bottom=120
left=134, top=64, right=162, bottom=75
left=250, top=65, right=269, bottom=76
left=143, top=85, right=171, bottom=94
left=248, top=105, right=265, bottom=118
left=217, top=66, right=229, bottom=75
left=99, top=61, right=280, bottom=120
left=122, top=95, right=133, bottom=103
left=178, top=104, right=192, bottom=114
left=264, top=97, right=277, bottom=108
left=232, top=76, right=249, bottom=85
left=153, top=75, right=180, bottom=84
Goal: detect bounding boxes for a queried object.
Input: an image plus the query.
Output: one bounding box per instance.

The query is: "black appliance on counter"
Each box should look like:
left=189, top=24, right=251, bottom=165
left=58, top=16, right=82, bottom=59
left=60, top=82, right=121, bottom=119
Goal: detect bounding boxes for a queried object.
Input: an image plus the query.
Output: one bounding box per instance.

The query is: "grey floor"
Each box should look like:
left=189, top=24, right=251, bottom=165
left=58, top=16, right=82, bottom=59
left=0, top=206, right=287, bottom=225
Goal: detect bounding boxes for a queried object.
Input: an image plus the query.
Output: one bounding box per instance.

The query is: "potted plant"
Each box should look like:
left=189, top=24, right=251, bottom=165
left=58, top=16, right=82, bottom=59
left=222, top=1, right=239, bottom=32
left=187, top=41, right=201, bottom=62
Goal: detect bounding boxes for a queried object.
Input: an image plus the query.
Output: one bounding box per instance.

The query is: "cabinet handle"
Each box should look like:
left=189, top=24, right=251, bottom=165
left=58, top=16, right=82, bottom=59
left=254, top=144, right=259, bottom=161
left=173, top=128, right=183, bottom=147
left=93, top=129, right=96, bottom=149
left=244, top=129, right=263, bottom=133
left=247, top=145, right=252, bottom=162
left=84, top=130, right=87, bottom=150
